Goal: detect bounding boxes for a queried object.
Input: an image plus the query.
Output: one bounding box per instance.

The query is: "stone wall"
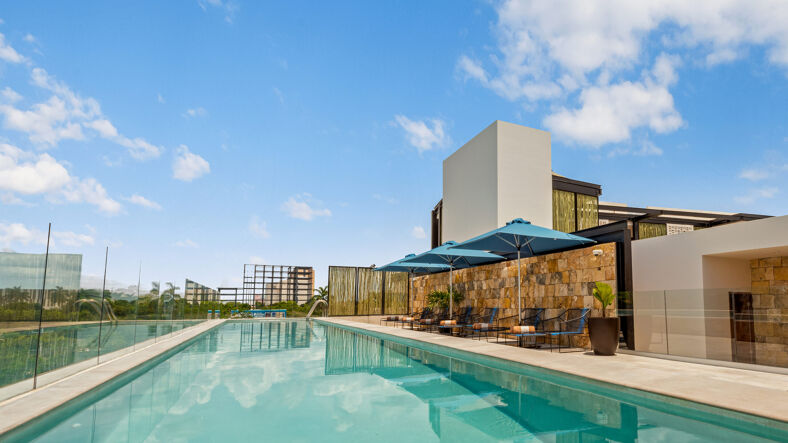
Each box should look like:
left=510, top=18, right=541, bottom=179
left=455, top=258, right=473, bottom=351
left=411, top=243, right=617, bottom=347
left=750, top=256, right=788, bottom=367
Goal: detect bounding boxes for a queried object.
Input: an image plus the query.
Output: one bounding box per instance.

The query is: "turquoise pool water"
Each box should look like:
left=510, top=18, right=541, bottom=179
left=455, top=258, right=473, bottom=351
left=4, top=320, right=787, bottom=442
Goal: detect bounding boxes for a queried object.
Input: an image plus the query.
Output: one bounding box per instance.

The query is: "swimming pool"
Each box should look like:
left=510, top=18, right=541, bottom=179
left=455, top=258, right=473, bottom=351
left=3, top=319, right=787, bottom=442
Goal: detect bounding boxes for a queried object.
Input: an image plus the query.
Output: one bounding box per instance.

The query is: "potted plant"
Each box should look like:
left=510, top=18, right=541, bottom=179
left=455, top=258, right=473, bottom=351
left=588, top=282, right=619, bottom=355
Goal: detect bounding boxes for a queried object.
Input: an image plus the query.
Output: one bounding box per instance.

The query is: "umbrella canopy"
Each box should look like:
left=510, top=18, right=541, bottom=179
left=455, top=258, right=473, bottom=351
left=402, top=241, right=503, bottom=268
left=451, top=218, right=594, bottom=256
left=450, top=218, right=594, bottom=321
left=376, top=254, right=450, bottom=274
left=402, top=242, right=503, bottom=318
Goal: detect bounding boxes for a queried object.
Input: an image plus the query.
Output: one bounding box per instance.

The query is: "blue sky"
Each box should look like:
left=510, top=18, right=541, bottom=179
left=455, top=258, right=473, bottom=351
left=0, top=1, right=786, bottom=290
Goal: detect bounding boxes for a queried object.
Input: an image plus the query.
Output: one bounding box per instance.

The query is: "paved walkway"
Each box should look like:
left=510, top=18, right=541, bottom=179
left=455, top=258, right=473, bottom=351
left=319, top=318, right=788, bottom=422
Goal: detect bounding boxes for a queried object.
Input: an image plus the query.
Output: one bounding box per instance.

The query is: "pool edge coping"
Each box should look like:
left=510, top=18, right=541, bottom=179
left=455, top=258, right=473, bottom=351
left=316, top=318, right=788, bottom=424
left=0, top=319, right=226, bottom=436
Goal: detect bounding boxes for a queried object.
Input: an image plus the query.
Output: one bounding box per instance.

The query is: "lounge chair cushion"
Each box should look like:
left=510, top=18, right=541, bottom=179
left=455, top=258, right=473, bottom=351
left=440, top=319, right=456, bottom=326
left=472, top=322, right=490, bottom=330
left=420, top=318, right=435, bottom=325
left=401, top=316, right=414, bottom=322
left=510, top=325, right=535, bottom=334
left=386, top=315, right=400, bottom=321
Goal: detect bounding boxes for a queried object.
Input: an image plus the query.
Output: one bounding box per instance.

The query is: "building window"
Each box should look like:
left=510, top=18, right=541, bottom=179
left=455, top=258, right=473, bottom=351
left=577, top=194, right=599, bottom=230
left=552, top=190, right=576, bottom=233
left=552, top=190, right=599, bottom=233
left=638, top=222, right=667, bottom=239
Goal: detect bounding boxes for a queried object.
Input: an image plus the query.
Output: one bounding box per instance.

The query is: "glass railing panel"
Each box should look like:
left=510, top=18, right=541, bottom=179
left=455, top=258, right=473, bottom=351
left=34, top=245, right=103, bottom=386
left=632, top=288, right=786, bottom=369
left=97, top=255, right=140, bottom=364
left=0, top=250, right=46, bottom=400
left=135, top=279, right=164, bottom=346
left=631, top=290, right=668, bottom=355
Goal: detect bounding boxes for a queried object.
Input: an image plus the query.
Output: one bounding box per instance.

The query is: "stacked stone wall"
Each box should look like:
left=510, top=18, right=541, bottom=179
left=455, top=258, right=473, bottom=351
left=411, top=243, right=617, bottom=347
left=750, top=257, right=788, bottom=367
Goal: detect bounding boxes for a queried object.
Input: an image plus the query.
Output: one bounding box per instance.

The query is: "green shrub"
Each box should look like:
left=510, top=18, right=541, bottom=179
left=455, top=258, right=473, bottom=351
left=426, top=290, right=464, bottom=309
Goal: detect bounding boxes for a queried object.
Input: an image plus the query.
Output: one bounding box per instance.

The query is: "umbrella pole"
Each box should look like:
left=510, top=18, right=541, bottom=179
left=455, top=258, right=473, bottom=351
left=517, top=249, right=522, bottom=323
left=449, top=266, right=453, bottom=320
left=408, top=272, right=412, bottom=314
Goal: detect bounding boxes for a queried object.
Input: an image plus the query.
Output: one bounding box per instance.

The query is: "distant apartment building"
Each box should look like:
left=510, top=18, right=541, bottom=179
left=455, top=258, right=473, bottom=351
left=184, top=279, right=218, bottom=303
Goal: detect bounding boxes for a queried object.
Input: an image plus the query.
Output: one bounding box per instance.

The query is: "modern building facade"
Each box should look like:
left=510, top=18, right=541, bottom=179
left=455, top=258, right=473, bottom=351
left=431, top=121, right=768, bottom=248
left=426, top=120, right=785, bottom=367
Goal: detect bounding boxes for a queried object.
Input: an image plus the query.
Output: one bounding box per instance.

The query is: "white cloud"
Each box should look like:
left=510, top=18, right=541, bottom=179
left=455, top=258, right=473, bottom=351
left=0, top=144, right=71, bottom=194
left=393, top=115, right=450, bottom=152
left=273, top=87, right=284, bottom=104
left=197, top=0, right=238, bottom=24
left=0, top=223, right=46, bottom=247
left=460, top=1, right=788, bottom=147
left=281, top=193, right=331, bottom=221
left=733, top=187, right=778, bottom=205
left=23, top=33, right=36, bottom=44
left=544, top=54, right=683, bottom=146
left=0, top=222, right=94, bottom=248
left=0, top=144, right=122, bottom=214
left=739, top=168, right=771, bottom=181
left=0, top=68, right=162, bottom=159
left=248, top=216, right=270, bottom=239
left=52, top=230, right=94, bottom=247
left=1, top=87, right=22, bottom=103
left=183, top=107, right=207, bottom=118
left=372, top=194, right=398, bottom=205
left=157, top=93, right=165, bottom=104
left=0, top=33, right=25, bottom=63
left=0, top=192, right=31, bottom=206
left=126, top=194, right=162, bottom=210
left=60, top=178, right=123, bottom=215
left=172, top=145, right=210, bottom=181
left=248, top=255, right=266, bottom=264
left=174, top=239, right=199, bottom=248
left=636, top=140, right=663, bottom=156
left=411, top=226, right=426, bottom=239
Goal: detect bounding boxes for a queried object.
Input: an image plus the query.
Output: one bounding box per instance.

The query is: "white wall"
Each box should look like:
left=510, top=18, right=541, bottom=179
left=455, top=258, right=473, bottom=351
left=442, top=121, right=553, bottom=243
left=442, top=122, right=498, bottom=243
left=631, top=215, right=788, bottom=358
left=496, top=122, right=552, bottom=229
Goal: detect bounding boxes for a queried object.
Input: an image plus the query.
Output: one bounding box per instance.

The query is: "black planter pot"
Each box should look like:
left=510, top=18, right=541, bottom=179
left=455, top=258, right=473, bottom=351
left=588, top=317, right=619, bottom=355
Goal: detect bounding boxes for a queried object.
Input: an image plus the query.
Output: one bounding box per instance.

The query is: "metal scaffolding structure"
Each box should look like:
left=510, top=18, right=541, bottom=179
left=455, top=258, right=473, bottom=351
left=242, top=264, right=314, bottom=306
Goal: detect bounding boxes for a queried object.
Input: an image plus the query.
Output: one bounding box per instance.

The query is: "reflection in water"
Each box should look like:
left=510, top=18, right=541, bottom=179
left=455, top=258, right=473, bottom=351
left=323, top=326, right=784, bottom=443
left=10, top=321, right=787, bottom=443
left=238, top=320, right=311, bottom=352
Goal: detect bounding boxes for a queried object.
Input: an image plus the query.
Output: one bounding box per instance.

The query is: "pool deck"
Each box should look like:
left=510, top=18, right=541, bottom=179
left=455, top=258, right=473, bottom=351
left=0, top=319, right=226, bottom=436
left=320, top=317, right=788, bottom=423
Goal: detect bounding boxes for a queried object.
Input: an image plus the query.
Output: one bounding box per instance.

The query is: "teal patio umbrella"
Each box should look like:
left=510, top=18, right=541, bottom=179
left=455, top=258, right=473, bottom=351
left=402, top=242, right=503, bottom=319
left=450, top=218, right=594, bottom=322
left=376, top=254, right=450, bottom=313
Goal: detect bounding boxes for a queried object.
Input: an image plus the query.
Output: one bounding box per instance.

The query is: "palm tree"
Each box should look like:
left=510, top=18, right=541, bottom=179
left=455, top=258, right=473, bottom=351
left=313, top=286, right=328, bottom=301
left=150, top=281, right=160, bottom=296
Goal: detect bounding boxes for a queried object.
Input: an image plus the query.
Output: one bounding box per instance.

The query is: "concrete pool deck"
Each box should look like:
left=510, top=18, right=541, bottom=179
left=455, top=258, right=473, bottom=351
left=0, top=319, right=226, bottom=436
left=320, top=317, right=788, bottom=423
